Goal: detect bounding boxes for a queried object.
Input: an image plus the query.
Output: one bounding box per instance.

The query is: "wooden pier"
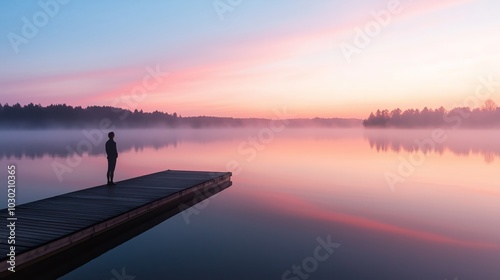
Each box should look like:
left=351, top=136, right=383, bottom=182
left=0, top=170, right=232, bottom=278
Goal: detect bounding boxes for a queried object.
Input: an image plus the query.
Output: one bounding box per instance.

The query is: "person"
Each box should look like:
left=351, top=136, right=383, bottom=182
left=106, top=131, right=118, bottom=186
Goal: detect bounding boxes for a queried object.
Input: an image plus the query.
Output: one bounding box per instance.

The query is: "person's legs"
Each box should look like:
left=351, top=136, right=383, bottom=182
left=106, top=158, right=111, bottom=185
left=109, top=158, right=117, bottom=185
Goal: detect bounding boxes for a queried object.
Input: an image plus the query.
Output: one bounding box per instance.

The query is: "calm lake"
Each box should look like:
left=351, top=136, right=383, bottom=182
left=1, top=128, right=499, bottom=279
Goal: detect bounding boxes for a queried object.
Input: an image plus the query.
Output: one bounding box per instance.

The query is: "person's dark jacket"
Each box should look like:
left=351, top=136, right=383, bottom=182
left=106, top=139, right=118, bottom=159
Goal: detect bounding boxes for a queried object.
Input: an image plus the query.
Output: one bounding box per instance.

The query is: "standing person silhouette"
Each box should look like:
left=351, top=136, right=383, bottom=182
left=106, top=131, right=118, bottom=186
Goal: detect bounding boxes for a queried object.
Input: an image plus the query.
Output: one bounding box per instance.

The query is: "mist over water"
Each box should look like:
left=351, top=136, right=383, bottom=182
left=1, top=128, right=499, bottom=279
left=3, top=128, right=499, bottom=160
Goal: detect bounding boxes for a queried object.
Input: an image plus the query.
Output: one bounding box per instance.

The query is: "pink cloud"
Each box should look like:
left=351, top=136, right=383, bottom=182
left=0, top=66, right=139, bottom=90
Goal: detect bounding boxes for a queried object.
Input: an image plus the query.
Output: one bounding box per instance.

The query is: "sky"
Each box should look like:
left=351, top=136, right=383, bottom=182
left=0, top=0, right=499, bottom=119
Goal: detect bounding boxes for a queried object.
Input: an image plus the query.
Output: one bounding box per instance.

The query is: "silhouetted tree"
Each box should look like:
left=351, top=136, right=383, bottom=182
left=482, top=99, right=497, bottom=112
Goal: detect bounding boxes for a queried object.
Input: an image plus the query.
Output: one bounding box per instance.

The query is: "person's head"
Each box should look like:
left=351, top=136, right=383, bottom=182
left=108, top=131, right=115, bottom=139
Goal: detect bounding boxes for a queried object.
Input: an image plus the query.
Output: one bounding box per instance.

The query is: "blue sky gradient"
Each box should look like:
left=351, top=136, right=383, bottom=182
left=1, top=0, right=499, bottom=118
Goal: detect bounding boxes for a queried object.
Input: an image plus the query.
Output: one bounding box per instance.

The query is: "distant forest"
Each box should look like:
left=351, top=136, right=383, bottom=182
left=363, top=99, right=500, bottom=128
left=0, top=103, right=361, bottom=128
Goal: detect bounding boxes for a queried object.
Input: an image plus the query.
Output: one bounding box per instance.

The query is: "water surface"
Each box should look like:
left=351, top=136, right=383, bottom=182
left=1, top=128, right=499, bottom=279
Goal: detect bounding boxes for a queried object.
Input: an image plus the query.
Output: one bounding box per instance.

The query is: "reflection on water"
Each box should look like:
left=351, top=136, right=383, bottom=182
left=363, top=129, right=500, bottom=163
left=0, top=128, right=499, bottom=279
left=0, top=129, right=240, bottom=159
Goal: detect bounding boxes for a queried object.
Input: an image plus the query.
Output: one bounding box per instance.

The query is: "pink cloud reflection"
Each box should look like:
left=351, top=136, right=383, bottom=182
left=246, top=189, right=500, bottom=250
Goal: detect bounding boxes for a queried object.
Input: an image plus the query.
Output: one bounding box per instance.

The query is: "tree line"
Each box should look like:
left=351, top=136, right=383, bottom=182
left=363, top=99, right=500, bottom=128
left=0, top=103, right=361, bottom=128
left=0, top=103, right=181, bottom=128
